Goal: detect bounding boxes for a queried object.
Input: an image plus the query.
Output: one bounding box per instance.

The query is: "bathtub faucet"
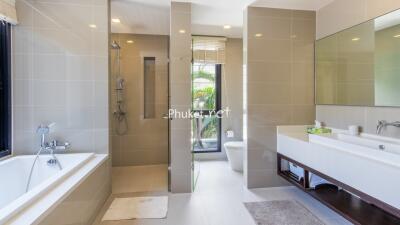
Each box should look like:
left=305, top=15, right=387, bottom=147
left=26, top=124, right=70, bottom=192
left=36, top=124, right=71, bottom=170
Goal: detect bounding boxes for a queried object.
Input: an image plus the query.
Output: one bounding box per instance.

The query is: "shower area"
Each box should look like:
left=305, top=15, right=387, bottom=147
left=110, top=34, right=170, bottom=193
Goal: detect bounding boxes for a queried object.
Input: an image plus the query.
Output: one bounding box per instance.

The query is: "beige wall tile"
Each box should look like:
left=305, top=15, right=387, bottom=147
left=247, top=169, right=289, bottom=188
left=316, top=0, right=366, bottom=39
left=111, top=33, right=169, bottom=166
left=247, top=148, right=278, bottom=170
left=292, top=19, right=316, bottom=41
left=292, top=62, right=314, bottom=84
left=290, top=105, right=315, bottom=125
left=169, top=2, right=192, bottom=193
left=292, top=84, right=315, bottom=105
left=245, top=7, right=315, bottom=189
left=366, top=0, right=400, bottom=21
left=12, top=0, right=109, bottom=155
left=248, top=17, right=291, bottom=40
left=292, top=40, right=314, bottom=62
left=247, top=126, right=277, bottom=151
left=247, top=61, right=291, bottom=83
left=248, top=7, right=292, bottom=18
left=248, top=105, right=292, bottom=126
left=248, top=39, right=291, bottom=61
left=292, top=10, right=316, bottom=19
left=247, top=83, right=292, bottom=105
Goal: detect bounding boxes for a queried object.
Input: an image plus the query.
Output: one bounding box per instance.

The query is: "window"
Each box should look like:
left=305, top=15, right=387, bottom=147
left=192, top=63, right=221, bottom=153
left=0, top=21, right=12, bottom=158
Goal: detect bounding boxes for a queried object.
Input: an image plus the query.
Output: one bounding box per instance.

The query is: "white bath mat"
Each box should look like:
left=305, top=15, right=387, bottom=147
left=102, top=196, right=168, bottom=221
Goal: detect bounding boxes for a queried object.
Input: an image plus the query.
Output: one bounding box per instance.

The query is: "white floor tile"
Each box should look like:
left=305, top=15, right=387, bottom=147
left=94, top=160, right=351, bottom=225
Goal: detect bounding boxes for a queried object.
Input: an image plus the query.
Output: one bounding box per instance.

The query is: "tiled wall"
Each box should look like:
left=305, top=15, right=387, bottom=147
left=244, top=7, right=316, bottom=188
left=110, top=34, right=169, bottom=166
left=12, top=0, right=109, bottom=155
left=316, top=0, right=400, bottom=138
left=38, top=160, right=111, bottom=225
left=194, top=38, right=243, bottom=160
left=169, top=2, right=192, bottom=193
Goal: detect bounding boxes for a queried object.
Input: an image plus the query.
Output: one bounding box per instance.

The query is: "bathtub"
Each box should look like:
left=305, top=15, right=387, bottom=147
left=0, top=153, right=107, bottom=224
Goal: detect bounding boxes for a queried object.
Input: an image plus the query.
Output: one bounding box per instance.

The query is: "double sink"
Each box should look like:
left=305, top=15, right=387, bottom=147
left=277, top=125, right=400, bottom=211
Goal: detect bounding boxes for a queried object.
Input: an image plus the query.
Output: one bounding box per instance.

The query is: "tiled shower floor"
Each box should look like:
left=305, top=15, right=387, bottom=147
left=111, top=164, right=168, bottom=194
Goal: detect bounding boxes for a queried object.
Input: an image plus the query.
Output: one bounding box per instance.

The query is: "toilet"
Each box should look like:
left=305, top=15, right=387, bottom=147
left=224, top=141, right=244, bottom=172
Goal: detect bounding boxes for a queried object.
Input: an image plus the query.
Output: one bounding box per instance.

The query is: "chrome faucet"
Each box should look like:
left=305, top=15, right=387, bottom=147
left=376, top=120, right=400, bottom=134
left=36, top=124, right=70, bottom=169
left=26, top=124, right=71, bottom=192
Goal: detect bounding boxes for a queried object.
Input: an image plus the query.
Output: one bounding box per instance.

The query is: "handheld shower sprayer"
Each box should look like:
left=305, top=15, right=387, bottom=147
left=111, top=40, right=128, bottom=135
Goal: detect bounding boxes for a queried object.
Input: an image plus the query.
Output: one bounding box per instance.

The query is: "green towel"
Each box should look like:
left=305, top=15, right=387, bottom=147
left=306, top=127, right=332, bottom=134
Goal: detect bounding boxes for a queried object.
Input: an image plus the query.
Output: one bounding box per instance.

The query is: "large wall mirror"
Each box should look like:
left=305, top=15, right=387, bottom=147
left=316, top=9, right=400, bottom=107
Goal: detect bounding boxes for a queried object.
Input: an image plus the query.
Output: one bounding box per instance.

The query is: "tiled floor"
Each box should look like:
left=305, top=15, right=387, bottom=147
left=112, top=164, right=168, bottom=194
left=93, top=161, right=351, bottom=225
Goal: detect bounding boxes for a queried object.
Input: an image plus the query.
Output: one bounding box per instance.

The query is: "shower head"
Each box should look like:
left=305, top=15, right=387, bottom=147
left=111, top=40, right=121, bottom=49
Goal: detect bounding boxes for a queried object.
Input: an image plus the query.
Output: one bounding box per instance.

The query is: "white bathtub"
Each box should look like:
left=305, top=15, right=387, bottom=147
left=0, top=153, right=102, bottom=224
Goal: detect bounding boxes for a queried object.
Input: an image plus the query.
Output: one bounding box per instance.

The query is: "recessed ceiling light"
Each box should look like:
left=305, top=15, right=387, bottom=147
left=352, top=37, right=360, bottom=41
left=179, top=29, right=186, bottom=34
left=111, top=18, right=121, bottom=23
left=89, top=24, right=97, bottom=28
left=255, top=33, right=263, bottom=38
left=223, top=25, right=231, bottom=29
left=126, top=40, right=134, bottom=44
left=394, top=34, right=400, bottom=38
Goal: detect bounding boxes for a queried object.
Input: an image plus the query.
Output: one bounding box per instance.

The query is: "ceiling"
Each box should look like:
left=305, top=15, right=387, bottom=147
left=111, top=0, right=334, bottom=37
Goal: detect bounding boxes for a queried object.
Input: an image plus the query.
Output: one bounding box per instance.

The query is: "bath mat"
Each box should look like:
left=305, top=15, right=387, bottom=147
left=102, top=196, right=168, bottom=221
left=244, top=200, right=325, bottom=225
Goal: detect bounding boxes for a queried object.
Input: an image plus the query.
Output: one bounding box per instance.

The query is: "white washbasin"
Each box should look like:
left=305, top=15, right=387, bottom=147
left=277, top=125, right=400, bottom=211
left=337, top=133, right=400, bottom=154
left=309, top=132, right=400, bottom=168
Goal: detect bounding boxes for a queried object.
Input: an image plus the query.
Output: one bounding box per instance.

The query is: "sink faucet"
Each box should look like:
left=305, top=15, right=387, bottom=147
left=376, top=120, right=400, bottom=134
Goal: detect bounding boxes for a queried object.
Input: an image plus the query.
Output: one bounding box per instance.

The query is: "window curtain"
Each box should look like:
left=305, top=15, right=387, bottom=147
left=0, top=0, right=18, bottom=25
left=192, top=36, right=226, bottom=64
left=0, top=21, right=11, bottom=155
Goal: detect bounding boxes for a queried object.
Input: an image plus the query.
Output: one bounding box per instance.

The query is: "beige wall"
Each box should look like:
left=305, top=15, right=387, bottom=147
left=169, top=2, right=192, bottom=193
left=111, top=34, right=169, bottom=166
left=12, top=0, right=109, bottom=155
left=244, top=7, right=316, bottom=188
left=12, top=1, right=111, bottom=223
left=194, top=38, right=243, bottom=160
left=38, top=160, right=111, bottom=225
left=316, top=0, right=400, bottom=138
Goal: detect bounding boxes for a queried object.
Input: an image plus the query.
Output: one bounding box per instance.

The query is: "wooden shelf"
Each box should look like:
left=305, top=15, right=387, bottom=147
left=278, top=170, right=305, bottom=189
left=308, top=185, right=400, bottom=225
left=277, top=153, right=400, bottom=225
